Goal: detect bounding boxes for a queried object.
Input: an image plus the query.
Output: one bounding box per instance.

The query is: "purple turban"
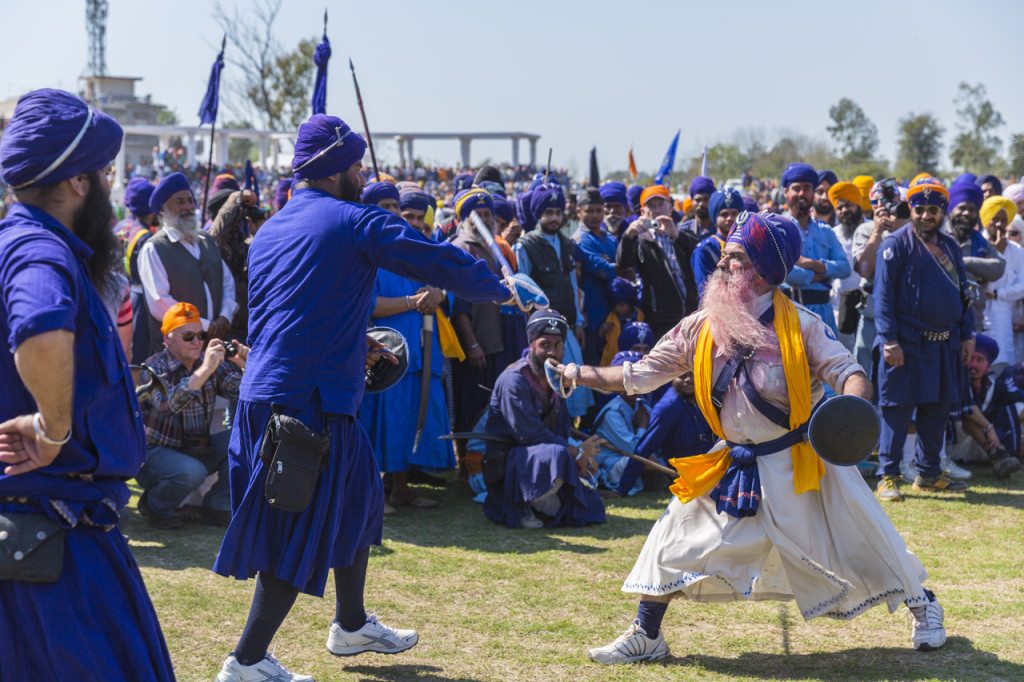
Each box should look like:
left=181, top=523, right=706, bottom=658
left=291, top=114, right=367, bottom=181
left=626, top=184, right=644, bottom=212
left=709, top=188, right=744, bottom=223
left=211, top=172, right=240, bottom=193
left=608, top=276, right=639, bottom=305
left=515, top=191, right=537, bottom=231
left=600, top=181, right=629, bottom=207
left=618, top=321, right=655, bottom=351
left=274, top=178, right=292, bottom=211
left=742, top=196, right=760, bottom=212
left=726, top=211, right=802, bottom=287
left=954, top=173, right=977, bottom=186
left=491, top=194, right=515, bottom=222
left=689, top=176, right=716, bottom=197
left=454, top=172, right=475, bottom=193
left=528, top=172, right=561, bottom=191
left=149, top=172, right=194, bottom=215
left=0, top=88, right=123, bottom=189
left=529, top=184, right=566, bottom=219
left=454, top=188, right=495, bottom=220
left=123, top=177, right=155, bottom=218
left=399, top=188, right=434, bottom=213
left=611, top=350, right=644, bottom=367
left=816, top=169, right=838, bottom=187
left=781, top=163, right=817, bottom=188
left=974, top=334, right=999, bottom=365
left=949, top=181, right=984, bottom=211
left=360, top=181, right=400, bottom=206
left=977, top=174, right=1003, bottom=196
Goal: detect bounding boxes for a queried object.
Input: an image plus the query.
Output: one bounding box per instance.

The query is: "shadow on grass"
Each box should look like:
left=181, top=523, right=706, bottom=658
left=961, top=488, right=1024, bottom=510
left=341, top=663, right=483, bottom=682
left=665, top=637, right=1021, bottom=680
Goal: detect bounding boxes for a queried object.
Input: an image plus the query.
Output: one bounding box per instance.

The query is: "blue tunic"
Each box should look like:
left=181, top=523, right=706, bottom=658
left=214, top=188, right=507, bottom=596
left=0, top=203, right=173, bottom=681
left=575, top=228, right=618, bottom=334
left=691, top=233, right=725, bottom=296
left=784, top=217, right=851, bottom=332
left=359, top=270, right=453, bottom=473
left=592, top=396, right=646, bottom=495
left=873, top=224, right=973, bottom=407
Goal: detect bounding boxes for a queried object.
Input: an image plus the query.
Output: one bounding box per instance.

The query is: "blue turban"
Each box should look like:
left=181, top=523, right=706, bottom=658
left=618, top=321, right=655, bottom=351
left=709, top=188, right=744, bottom=223
left=515, top=191, right=536, bottom=231
left=949, top=181, right=984, bottom=211
left=974, top=334, right=999, bottom=365
left=454, top=188, right=495, bottom=220
left=816, top=169, right=838, bottom=187
left=608, top=276, right=639, bottom=305
left=599, top=181, right=629, bottom=207
left=478, top=180, right=505, bottom=197
left=611, top=350, right=644, bottom=367
left=274, top=178, right=292, bottom=210
left=149, top=172, right=194, bottom=215
left=454, top=172, right=475, bottom=193
left=626, top=184, right=643, bottom=212
left=529, top=184, right=566, bottom=219
left=954, top=173, right=977, bottom=186
left=528, top=172, right=561, bottom=191
left=123, top=177, right=155, bottom=218
left=726, top=211, right=802, bottom=287
left=291, top=114, right=366, bottom=181
left=491, top=194, right=515, bottom=223
left=0, top=88, right=123, bottom=189
left=781, top=163, right=817, bottom=188
left=361, top=181, right=400, bottom=206
left=977, top=174, right=1003, bottom=196
left=689, top=176, right=716, bottom=197
left=399, top=188, right=433, bottom=213
left=742, top=196, right=760, bottom=212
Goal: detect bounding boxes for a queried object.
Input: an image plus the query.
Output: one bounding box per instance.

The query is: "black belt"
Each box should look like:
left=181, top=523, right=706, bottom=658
left=790, top=288, right=831, bottom=306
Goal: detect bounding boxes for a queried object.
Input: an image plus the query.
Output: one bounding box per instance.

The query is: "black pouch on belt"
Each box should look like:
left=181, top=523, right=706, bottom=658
left=259, top=413, right=330, bottom=513
left=0, top=512, right=66, bottom=583
left=482, top=448, right=508, bottom=487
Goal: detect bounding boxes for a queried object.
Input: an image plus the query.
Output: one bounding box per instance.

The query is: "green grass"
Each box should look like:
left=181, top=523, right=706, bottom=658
left=127, top=467, right=1024, bottom=682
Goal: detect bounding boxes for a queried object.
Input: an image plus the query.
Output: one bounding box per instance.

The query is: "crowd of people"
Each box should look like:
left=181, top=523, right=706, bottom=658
left=2, top=85, right=1024, bottom=679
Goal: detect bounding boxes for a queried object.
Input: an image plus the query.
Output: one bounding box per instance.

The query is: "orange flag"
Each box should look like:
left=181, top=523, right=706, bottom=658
left=627, top=146, right=638, bottom=182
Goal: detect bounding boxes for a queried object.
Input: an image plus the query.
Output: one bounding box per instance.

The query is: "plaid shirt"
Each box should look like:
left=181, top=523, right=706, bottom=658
left=141, top=348, right=242, bottom=450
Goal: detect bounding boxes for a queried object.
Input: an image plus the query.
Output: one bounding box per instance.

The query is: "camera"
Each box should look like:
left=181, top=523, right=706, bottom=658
left=223, top=341, right=238, bottom=359
left=874, top=178, right=910, bottom=220
left=243, top=203, right=269, bottom=222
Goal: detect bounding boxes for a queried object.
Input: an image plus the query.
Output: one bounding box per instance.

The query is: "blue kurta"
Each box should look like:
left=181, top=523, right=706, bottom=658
left=592, top=396, right=646, bottom=495
left=0, top=203, right=173, bottom=681
left=575, top=228, right=618, bottom=334
left=691, top=232, right=725, bottom=296
left=359, top=270, right=454, bottom=473
left=784, top=217, right=851, bottom=332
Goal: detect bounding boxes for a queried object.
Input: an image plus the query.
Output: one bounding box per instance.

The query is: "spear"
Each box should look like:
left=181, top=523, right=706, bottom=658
left=348, top=58, right=380, bottom=180
left=543, top=147, right=552, bottom=183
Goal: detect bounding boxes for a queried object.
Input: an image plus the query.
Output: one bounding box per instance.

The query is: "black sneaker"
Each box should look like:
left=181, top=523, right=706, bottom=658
left=992, top=455, right=1022, bottom=480
left=138, top=489, right=184, bottom=529
left=913, top=472, right=968, bottom=493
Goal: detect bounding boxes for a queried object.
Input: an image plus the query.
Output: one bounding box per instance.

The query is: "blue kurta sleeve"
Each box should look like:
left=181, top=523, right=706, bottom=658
left=0, top=234, right=78, bottom=350
left=635, top=394, right=680, bottom=458
left=786, top=262, right=816, bottom=287
left=496, top=373, right=569, bottom=448
left=513, top=242, right=532, bottom=276
left=873, top=236, right=901, bottom=343
left=821, top=228, right=852, bottom=280
left=596, top=402, right=645, bottom=454
left=576, top=237, right=616, bottom=281
left=691, top=241, right=719, bottom=295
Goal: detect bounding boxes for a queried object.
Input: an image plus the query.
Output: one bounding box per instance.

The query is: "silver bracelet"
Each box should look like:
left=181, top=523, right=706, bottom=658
left=574, top=450, right=584, bottom=462
left=32, top=412, right=71, bottom=446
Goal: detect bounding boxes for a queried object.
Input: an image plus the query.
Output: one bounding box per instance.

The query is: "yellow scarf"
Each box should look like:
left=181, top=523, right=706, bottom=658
left=436, top=310, right=465, bottom=361
left=668, top=288, right=823, bottom=504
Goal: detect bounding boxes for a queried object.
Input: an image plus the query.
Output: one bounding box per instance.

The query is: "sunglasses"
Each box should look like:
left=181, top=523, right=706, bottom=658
left=912, top=205, right=941, bottom=216
left=172, top=330, right=208, bottom=342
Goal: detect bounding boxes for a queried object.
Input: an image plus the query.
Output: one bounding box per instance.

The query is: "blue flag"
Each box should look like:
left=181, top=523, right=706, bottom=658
left=198, top=36, right=226, bottom=125
left=311, top=11, right=331, bottom=115
left=654, top=130, right=680, bottom=187
left=244, top=159, right=260, bottom=201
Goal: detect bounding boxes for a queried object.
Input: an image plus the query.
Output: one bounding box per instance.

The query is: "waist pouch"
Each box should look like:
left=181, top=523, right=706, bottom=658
left=0, top=512, right=66, bottom=583
left=837, top=289, right=864, bottom=334
left=259, top=413, right=330, bottom=513
left=482, top=448, right=508, bottom=487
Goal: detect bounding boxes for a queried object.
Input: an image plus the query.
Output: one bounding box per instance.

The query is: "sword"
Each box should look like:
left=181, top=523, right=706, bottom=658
left=412, top=313, right=434, bottom=452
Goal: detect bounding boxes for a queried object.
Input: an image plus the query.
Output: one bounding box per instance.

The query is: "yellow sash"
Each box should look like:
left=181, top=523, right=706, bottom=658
left=668, top=288, right=823, bottom=504
left=123, top=227, right=149, bottom=277
left=436, top=310, right=465, bottom=361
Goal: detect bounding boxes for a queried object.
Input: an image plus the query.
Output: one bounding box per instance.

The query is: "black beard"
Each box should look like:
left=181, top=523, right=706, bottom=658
left=839, top=210, right=862, bottom=234
left=339, top=174, right=363, bottom=202
left=695, top=209, right=709, bottom=221
left=815, top=202, right=834, bottom=216
left=72, top=171, right=119, bottom=289
left=950, top=214, right=975, bottom=242
left=539, top=220, right=562, bottom=234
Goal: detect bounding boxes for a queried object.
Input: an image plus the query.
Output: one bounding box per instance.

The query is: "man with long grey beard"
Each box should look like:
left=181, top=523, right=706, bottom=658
left=137, top=172, right=238, bottom=358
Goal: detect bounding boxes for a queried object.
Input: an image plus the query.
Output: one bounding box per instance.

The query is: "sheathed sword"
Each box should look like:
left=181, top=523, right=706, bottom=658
left=412, top=312, right=434, bottom=452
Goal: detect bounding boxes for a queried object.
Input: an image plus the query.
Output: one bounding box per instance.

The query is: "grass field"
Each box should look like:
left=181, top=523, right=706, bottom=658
left=127, top=465, right=1024, bottom=682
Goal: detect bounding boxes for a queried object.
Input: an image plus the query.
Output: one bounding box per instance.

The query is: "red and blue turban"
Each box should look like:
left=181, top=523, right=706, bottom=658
left=709, top=188, right=744, bottom=223
left=454, top=187, right=495, bottom=220
left=726, top=211, right=802, bottom=287
left=361, top=180, right=400, bottom=206
left=949, top=181, right=983, bottom=211
left=608, top=276, right=639, bottom=305
left=618, top=321, right=654, bottom=351
left=399, top=188, right=434, bottom=213
left=974, top=334, right=999, bottom=365
left=0, top=88, right=123, bottom=190
left=515, top=191, right=536, bottom=231
left=781, top=162, right=817, bottom=188
left=123, top=177, right=155, bottom=218
left=491, top=194, right=515, bottom=222
left=529, top=184, right=565, bottom=219
left=816, top=169, right=838, bottom=187
left=149, top=172, right=194, bottom=215
left=906, top=177, right=948, bottom=208
left=689, top=175, right=716, bottom=197
left=291, top=114, right=367, bottom=181
left=599, top=181, right=629, bottom=207
left=626, top=184, right=643, bottom=212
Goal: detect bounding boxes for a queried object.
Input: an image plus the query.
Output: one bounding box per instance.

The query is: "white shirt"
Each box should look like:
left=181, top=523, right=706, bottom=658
left=832, top=224, right=862, bottom=294
left=137, top=226, right=238, bottom=329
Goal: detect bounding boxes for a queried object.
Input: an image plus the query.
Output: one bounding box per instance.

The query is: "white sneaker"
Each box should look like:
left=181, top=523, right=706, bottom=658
left=588, top=620, right=669, bottom=664
left=900, top=457, right=917, bottom=484
left=215, top=653, right=313, bottom=681
left=519, top=508, right=543, bottom=529
left=910, top=599, right=947, bottom=651
left=940, top=453, right=972, bottom=480
left=326, top=613, right=418, bottom=656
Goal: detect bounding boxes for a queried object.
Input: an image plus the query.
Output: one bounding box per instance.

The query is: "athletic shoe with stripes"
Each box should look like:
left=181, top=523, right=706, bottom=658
left=911, top=599, right=947, bottom=651
left=215, top=652, right=313, bottom=681
left=326, top=613, right=418, bottom=656
left=588, top=620, right=669, bottom=664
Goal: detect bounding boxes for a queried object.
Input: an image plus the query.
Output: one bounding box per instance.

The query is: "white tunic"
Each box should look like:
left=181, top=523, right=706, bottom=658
left=619, top=291, right=930, bottom=620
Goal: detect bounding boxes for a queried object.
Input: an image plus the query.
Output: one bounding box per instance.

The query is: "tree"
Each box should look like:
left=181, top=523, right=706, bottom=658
left=895, top=113, right=944, bottom=179
left=949, top=81, right=1005, bottom=173
left=1006, top=133, right=1024, bottom=178
left=682, top=143, right=749, bottom=182
left=826, top=98, right=879, bottom=164
left=214, top=0, right=317, bottom=131
left=156, top=107, right=179, bottom=126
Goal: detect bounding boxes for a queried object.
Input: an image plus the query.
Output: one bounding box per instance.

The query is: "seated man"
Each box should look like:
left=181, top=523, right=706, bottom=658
left=136, top=302, right=248, bottom=528
left=483, top=310, right=606, bottom=529
left=593, top=351, right=650, bottom=495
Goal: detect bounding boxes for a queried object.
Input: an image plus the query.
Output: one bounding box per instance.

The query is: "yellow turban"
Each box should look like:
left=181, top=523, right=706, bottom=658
left=980, top=196, right=1018, bottom=228
left=827, top=181, right=862, bottom=209
left=852, top=175, right=874, bottom=212
left=911, top=172, right=932, bottom=185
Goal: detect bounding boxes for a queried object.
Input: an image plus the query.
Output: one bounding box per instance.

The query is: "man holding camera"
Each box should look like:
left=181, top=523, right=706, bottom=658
left=209, top=188, right=268, bottom=344
left=136, top=302, right=247, bottom=529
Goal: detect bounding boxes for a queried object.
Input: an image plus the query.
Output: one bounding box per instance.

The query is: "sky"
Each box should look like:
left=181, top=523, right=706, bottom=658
left=2, top=0, right=1023, bottom=175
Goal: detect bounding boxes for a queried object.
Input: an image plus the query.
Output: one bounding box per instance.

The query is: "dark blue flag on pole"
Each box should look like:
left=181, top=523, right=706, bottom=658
left=654, top=130, right=680, bottom=187
left=198, top=35, right=226, bottom=125
left=244, top=159, right=260, bottom=201
left=588, top=146, right=600, bottom=188
left=311, top=10, right=330, bottom=115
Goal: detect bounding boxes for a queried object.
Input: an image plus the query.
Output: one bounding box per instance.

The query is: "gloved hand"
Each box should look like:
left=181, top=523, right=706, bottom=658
left=503, top=273, right=549, bottom=313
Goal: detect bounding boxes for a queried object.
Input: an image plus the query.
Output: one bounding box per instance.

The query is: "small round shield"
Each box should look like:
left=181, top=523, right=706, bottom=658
left=807, top=395, right=879, bottom=466
left=365, top=326, right=409, bottom=394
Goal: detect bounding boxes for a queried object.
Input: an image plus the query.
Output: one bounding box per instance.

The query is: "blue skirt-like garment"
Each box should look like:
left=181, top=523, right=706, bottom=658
left=484, top=442, right=606, bottom=528
left=359, top=371, right=455, bottom=473
left=212, top=398, right=383, bottom=597
left=0, top=523, right=175, bottom=681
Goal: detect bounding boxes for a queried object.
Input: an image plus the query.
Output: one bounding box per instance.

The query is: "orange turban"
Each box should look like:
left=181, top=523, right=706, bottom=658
left=161, top=302, right=202, bottom=336
left=682, top=197, right=694, bottom=213
left=911, top=172, right=932, bottom=185
left=640, top=185, right=671, bottom=206
left=852, top=175, right=874, bottom=212
left=980, top=196, right=1018, bottom=228
left=827, top=181, right=862, bottom=209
